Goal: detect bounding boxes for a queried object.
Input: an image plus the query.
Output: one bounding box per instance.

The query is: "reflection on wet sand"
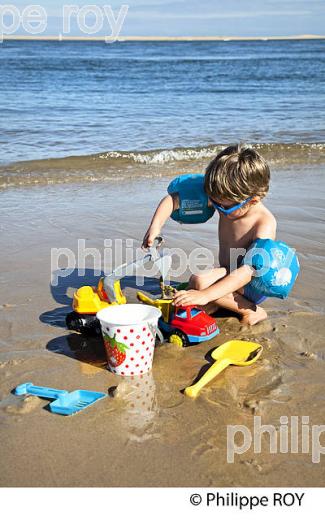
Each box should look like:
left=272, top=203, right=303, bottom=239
left=114, top=372, right=158, bottom=442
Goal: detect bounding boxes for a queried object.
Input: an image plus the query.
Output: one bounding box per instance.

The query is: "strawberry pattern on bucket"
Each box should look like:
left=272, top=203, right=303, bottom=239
left=102, top=333, right=129, bottom=367
left=102, top=322, right=156, bottom=376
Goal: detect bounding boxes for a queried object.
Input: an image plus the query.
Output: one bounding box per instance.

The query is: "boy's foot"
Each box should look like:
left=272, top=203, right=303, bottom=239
left=240, top=306, right=267, bottom=326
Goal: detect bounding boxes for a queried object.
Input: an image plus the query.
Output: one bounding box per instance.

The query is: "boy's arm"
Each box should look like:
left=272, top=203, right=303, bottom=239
left=142, top=194, right=176, bottom=248
left=254, top=213, right=277, bottom=241
left=202, top=265, right=254, bottom=302
left=173, top=265, right=254, bottom=307
left=173, top=214, right=277, bottom=306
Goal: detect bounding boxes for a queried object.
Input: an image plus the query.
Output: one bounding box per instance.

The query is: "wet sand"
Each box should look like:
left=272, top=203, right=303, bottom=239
left=1, top=166, right=325, bottom=486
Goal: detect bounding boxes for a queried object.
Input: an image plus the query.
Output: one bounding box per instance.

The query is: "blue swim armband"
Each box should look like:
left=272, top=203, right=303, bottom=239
left=167, top=174, right=215, bottom=224
left=242, top=238, right=300, bottom=299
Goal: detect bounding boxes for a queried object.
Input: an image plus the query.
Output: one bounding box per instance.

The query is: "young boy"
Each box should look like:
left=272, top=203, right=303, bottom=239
left=142, top=144, right=277, bottom=326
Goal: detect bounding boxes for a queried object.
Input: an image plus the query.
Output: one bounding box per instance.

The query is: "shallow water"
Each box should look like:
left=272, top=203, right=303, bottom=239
left=1, top=39, right=325, bottom=165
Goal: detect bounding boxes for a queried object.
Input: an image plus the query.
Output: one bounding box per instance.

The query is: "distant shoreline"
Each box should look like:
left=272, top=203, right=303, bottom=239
left=3, top=34, right=325, bottom=42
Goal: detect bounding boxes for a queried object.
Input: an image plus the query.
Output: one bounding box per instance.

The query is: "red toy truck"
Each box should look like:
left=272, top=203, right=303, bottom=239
left=137, top=291, right=219, bottom=347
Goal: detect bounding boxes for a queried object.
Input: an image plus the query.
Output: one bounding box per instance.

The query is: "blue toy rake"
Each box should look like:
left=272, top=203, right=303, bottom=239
left=15, top=383, right=107, bottom=416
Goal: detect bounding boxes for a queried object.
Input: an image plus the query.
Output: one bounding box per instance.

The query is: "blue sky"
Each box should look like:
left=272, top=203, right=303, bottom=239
left=5, top=0, right=325, bottom=37
left=121, top=0, right=325, bottom=36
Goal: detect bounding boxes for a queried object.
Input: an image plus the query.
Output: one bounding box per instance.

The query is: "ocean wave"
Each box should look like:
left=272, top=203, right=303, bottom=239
left=1, top=143, right=324, bottom=188
left=98, top=146, right=223, bottom=164
left=99, top=143, right=325, bottom=165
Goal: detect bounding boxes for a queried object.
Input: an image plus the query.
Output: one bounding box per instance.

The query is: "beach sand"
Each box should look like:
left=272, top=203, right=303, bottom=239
left=1, top=165, right=325, bottom=487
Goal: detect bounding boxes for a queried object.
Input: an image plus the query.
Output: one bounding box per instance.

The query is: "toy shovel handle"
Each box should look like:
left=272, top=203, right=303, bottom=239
left=184, top=358, right=230, bottom=398
left=14, top=383, right=68, bottom=400
left=153, top=236, right=164, bottom=248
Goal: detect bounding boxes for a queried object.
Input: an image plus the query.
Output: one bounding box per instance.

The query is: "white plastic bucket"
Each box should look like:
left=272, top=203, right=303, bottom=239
left=97, top=304, right=162, bottom=376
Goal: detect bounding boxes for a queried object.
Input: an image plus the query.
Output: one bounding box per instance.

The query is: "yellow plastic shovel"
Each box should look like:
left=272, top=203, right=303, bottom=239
left=184, top=340, right=263, bottom=398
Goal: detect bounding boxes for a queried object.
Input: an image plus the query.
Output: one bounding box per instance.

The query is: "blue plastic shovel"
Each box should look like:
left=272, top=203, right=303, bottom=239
left=14, top=382, right=107, bottom=416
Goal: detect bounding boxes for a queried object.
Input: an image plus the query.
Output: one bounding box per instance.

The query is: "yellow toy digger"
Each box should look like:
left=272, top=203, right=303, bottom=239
left=65, top=238, right=172, bottom=334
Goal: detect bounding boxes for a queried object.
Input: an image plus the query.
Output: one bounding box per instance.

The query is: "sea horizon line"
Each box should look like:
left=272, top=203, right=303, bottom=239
left=3, top=34, right=325, bottom=42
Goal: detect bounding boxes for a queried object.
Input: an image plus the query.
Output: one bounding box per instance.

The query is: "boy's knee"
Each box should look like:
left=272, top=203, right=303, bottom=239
left=189, top=273, right=206, bottom=290
left=190, top=267, right=227, bottom=290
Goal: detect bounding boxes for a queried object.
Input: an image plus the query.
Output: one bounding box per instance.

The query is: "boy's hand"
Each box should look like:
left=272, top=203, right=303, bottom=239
left=173, top=289, right=209, bottom=307
left=142, top=225, right=161, bottom=249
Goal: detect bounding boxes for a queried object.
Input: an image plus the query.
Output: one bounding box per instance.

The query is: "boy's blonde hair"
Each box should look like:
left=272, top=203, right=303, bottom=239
left=204, top=144, right=270, bottom=202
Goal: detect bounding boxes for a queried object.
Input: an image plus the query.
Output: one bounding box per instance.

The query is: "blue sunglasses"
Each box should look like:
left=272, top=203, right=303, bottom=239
left=210, top=196, right=253, bottom=215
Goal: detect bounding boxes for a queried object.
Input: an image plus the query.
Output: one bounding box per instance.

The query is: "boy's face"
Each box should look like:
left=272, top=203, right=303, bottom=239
left=211, top=196, right=259, bottom=220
